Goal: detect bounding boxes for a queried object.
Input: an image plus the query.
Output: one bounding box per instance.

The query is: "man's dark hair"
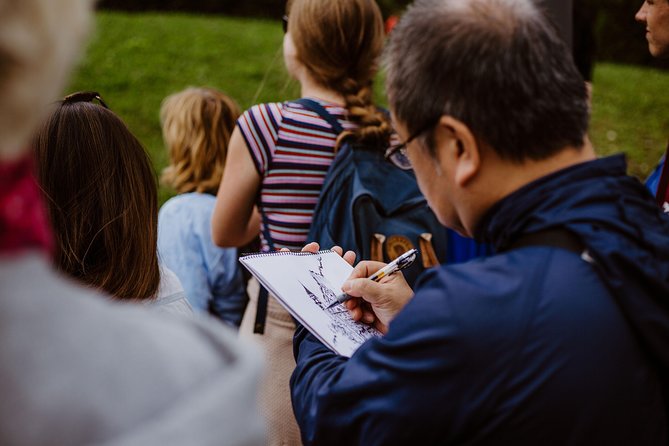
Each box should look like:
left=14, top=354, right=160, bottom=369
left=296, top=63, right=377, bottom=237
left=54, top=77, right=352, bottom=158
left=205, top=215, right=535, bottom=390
left=385, top=0, right=589, bottom=162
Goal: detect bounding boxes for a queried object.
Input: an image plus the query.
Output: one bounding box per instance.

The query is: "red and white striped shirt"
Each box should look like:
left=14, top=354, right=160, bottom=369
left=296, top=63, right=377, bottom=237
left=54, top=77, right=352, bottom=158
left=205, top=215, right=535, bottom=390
left=238, top=98, right=356, bottom=251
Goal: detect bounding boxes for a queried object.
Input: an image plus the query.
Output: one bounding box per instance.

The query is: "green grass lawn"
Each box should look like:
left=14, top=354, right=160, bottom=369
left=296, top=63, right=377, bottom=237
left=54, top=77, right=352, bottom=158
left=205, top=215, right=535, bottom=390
left=590, top=63, right=669, bottom=177
left=68, top=11, right=669, bottom=204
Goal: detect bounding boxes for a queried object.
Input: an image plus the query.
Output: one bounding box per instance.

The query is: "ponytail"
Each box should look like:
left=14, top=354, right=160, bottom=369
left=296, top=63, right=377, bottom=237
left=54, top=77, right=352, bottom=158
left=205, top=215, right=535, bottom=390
left=335, top=77, right=393, bottom=151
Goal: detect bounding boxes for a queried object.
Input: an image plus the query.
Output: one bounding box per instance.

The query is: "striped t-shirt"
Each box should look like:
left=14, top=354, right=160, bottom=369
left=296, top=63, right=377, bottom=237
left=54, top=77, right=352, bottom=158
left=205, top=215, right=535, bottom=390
left=238, top=98, right=356, bottom=251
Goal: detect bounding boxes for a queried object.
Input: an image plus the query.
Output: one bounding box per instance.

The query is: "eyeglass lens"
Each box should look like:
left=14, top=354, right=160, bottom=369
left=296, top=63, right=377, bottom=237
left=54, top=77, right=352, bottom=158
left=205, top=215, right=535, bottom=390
left=386, top=144, right=412, bottom=170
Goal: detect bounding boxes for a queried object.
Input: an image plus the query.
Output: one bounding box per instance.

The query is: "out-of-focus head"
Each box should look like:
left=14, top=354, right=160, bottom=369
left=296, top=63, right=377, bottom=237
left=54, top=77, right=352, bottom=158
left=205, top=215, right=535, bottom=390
left=636, top=0, right=669, bottom=59
left=32, top=93, right=161, bottom=300
left=385, top=0, right=589, bottom=163
left=285, top=0, right=392, bottom=148
left=160, top=87, right=241, bottom=195
left=0, top=0, right=93, bottom=160
left=384, top=0, right=590, bottom=234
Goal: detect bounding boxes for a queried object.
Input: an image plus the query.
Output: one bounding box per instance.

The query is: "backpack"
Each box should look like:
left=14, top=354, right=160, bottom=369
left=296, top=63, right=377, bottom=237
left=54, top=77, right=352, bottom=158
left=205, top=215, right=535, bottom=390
left=296, top=98, right=448, bottom=287
left=252, top=99, right=490, bottom=333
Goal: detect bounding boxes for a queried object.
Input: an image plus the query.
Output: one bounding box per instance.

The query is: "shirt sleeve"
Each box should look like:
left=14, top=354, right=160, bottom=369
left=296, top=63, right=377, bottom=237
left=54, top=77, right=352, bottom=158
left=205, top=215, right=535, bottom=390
left=236, top=103, right=284, bottom=176
left=208, top=248, right=248, bottom=327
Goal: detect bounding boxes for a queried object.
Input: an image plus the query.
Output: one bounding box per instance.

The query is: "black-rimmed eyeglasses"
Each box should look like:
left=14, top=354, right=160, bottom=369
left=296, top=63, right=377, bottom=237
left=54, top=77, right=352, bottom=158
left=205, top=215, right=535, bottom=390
left=384, top=120, right=437, bottom=170
left=63, top=91, right=109, bottom=109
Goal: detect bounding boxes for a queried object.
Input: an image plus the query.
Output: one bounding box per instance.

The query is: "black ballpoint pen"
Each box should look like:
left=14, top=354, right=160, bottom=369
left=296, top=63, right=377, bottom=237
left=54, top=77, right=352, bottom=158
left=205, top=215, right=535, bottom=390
left=326, top=248, right=418, bottom=309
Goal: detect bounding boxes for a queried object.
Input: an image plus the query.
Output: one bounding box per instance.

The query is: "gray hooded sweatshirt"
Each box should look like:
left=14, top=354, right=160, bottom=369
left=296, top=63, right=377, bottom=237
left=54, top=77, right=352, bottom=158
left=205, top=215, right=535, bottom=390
left=0, top=253, right=265, bottom=446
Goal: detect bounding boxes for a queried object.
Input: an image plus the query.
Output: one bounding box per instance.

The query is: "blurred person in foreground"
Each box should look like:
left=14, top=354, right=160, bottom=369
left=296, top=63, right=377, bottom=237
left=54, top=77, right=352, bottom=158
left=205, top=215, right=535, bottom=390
left=636, top=0, right=669, bottom=209
left=0, top=0, right=264, bottom=444
left=290, top=0, right=669, bottom=444
left=33, top=91, right=192, bottom=316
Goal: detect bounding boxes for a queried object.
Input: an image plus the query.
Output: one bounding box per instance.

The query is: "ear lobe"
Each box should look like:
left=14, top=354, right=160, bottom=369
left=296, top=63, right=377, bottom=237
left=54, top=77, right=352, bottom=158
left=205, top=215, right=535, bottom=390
left=438, top=116, right=480, bottom=187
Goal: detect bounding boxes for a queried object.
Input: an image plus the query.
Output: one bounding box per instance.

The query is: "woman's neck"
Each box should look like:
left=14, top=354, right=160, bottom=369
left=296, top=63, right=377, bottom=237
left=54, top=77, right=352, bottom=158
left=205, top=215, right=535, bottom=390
left=299, top=75, right=345, bottom=106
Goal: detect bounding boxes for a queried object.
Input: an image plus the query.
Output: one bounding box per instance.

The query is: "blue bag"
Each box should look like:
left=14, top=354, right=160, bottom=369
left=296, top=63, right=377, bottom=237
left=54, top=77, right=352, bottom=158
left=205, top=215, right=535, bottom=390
left=297, top=99, right=449, bottom=286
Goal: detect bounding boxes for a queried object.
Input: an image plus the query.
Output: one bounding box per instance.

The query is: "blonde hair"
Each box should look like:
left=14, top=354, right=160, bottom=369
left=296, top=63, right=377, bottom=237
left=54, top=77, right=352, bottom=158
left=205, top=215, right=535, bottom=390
left=287, top=0, right=392, bottom=150
left=0, top=0, right=93, bottom=160
left=160, top=87, right=241, bottom=195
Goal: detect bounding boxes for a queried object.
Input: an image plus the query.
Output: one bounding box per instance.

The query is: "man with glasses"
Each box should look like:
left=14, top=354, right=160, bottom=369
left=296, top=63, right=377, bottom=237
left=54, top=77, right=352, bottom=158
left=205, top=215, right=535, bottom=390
left=290, top=0, right=669, bottom=445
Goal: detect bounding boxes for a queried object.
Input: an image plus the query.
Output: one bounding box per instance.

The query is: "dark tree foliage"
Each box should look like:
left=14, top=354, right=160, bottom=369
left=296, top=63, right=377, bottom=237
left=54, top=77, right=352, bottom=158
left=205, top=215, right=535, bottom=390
left=95, top=0, right=412, bottom=17
left=591, top=0, right=667, bottom=68
left=96, top=0, right=287, bottom=17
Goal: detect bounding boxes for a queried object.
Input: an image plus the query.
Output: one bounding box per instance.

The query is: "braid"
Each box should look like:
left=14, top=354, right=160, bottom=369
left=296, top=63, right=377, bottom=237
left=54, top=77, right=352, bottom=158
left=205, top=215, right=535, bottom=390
left=336, top=77, right=393, bottom=152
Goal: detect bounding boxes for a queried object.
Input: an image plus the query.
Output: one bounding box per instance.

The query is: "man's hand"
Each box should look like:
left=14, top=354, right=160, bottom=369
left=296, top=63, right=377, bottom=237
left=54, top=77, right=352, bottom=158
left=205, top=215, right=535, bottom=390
left=297, top=242, right=412, bottom=333
left=299, top=242, right=356, bottom=265
left=342, top=261, right=414, bottom=334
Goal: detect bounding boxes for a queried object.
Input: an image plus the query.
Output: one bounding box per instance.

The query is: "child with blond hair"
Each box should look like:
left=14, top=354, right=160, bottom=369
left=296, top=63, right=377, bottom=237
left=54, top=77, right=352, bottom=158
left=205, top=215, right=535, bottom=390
left=158, top=87, right=247, bottom=326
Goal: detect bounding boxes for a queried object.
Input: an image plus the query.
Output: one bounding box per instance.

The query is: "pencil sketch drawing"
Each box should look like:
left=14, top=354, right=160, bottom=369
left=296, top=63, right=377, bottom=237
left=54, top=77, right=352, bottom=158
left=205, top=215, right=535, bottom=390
left=299, top=256, right=379, bottom=346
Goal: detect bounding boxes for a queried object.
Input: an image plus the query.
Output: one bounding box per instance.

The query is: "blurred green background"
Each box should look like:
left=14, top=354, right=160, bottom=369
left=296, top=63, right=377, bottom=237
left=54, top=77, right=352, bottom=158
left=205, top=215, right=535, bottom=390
left=67, top=12, right=669, bottom=204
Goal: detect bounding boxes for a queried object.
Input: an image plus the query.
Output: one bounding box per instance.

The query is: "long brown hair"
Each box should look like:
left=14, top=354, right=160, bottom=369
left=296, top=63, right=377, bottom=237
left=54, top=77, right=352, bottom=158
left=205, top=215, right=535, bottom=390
left=33, top=94, right=161, bottom=300
left=287, top=0, right=392, bottom=150
left=160, top=87, right=241, bottom=195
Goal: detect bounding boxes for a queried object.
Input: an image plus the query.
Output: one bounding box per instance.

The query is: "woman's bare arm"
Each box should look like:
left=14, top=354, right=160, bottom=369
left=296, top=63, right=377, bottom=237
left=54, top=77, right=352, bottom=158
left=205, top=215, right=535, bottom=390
left=211, top=127, right=262, bottom=247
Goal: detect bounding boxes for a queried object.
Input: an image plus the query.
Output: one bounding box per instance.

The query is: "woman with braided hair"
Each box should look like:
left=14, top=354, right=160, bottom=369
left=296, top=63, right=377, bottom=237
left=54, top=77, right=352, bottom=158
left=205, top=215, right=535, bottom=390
left=211, top=0, right=392, bottom=443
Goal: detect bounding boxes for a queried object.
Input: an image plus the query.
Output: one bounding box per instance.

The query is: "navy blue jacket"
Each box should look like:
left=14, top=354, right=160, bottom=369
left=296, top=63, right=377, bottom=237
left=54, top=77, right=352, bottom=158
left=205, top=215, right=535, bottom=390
left=291, top=155, right=669, bottom=445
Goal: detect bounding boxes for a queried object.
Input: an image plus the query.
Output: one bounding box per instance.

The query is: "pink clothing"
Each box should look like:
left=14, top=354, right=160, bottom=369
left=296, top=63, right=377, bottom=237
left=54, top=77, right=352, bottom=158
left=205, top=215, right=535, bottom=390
left=0, top=155, right=52, bottom=256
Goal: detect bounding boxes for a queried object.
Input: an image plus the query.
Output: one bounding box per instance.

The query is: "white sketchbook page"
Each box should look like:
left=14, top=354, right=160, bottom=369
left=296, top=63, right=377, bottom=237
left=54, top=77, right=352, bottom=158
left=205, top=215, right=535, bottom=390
left=240, top=250, right=381, bottom=357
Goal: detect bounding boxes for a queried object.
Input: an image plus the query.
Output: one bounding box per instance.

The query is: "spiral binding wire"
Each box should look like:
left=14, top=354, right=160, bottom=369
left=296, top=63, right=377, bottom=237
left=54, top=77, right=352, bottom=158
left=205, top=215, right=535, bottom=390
left=240, top=249, right=334, bottom=258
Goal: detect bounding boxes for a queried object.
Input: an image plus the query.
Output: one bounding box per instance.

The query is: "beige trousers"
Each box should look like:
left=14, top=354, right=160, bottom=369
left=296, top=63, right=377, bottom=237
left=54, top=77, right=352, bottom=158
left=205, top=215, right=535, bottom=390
left=240, top=278, right=302, bottom=446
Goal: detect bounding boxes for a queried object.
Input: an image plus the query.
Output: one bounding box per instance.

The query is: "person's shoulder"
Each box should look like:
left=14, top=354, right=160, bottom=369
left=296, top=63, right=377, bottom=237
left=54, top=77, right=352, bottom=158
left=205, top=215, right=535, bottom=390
left=162, top=192, right=215, bottom=210
left=406, top=247, right=605, bottom=327
left=241, top=102, right=284, bottom=121
left=148, top=264, right=193, bottom=314
left=284, top=97, right=348, bottom=119
left=398, top=253, right=543, bottom=326
left=159, top=192, right=215, bottom=222
left=0, top=253, right=264, bottom=445
left=414, top=255, right=519, bottom=298
left=238, top=102, right=285, bottom=141
left=0, top=253, right=252, bottom=362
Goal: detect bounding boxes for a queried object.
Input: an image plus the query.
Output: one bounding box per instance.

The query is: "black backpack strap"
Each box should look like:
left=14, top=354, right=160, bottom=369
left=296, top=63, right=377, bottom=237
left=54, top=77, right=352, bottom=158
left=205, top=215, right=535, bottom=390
left=295, top=98, right=344, bottom=134
left=254, top=285, right=269, bottom=334
left=252, top=209, right=275, bottom=334
left=503, top=228, right=585, bottom=255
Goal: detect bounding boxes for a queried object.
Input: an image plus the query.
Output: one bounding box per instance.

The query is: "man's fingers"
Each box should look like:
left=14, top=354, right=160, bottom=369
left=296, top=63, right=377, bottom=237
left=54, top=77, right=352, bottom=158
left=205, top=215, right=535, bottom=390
left=343, top=250, right=356, bottom=266
left=341, top=277, right=385, bottom=302
left=329, top=246, right=356, bottom=266
left=348, top=306, right=363, bottom=321
left=347, top=260, right=387, bottom=280
left=362, top=311, right=375, bottom=325
left=302, top=242, right=320, bottom=253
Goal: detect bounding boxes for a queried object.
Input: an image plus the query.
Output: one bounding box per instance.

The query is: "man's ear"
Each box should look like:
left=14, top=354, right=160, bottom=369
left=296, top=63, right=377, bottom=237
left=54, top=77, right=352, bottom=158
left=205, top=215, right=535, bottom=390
left=434, top=115, right=480, bottom=187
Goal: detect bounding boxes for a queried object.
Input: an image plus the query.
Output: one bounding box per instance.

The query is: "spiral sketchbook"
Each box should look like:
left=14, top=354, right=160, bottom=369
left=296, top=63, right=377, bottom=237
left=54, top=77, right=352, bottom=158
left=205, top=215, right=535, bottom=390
left=239, top=250, right=381, bottom=357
